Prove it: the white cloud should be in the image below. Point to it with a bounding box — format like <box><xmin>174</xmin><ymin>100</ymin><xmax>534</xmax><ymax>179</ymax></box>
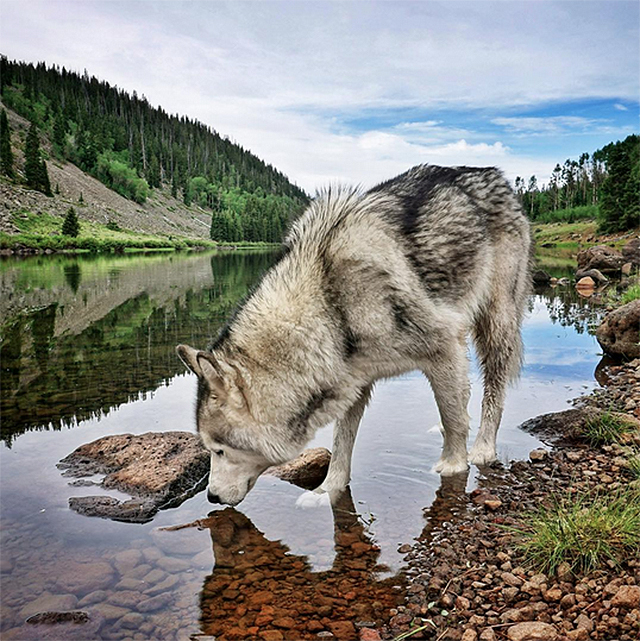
<box><xmin>0</xmin><ymin>0</ymin><xmax>637</xmax><ymax>190</ymax></box>
<box><xmin>614</xmin><ymin>103</ymin><xmax>629</xmax><ymax>111</ymax></box>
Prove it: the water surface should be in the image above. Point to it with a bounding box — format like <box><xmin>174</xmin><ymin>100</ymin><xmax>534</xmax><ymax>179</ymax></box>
<box><xmin>0</xmin><ymin>250</ymin><xmax>605</xmax><ymax>640</ymax></box>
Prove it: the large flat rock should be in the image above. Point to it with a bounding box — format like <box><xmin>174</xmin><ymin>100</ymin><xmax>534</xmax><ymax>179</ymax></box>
<box><xmin>58</xmin><ymin>432</ymin><xmax>209</xmax><ymax>523</ymax></box>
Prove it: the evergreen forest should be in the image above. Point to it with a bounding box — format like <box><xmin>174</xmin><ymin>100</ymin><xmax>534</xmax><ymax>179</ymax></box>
<box><xmin>0</xmin><ymin>56</ymin><xmax>309</xmax><ymax>243</ymax></box>
<box><xmin>514</xmin><ymin>134</ymin><xmax>639</xmax><ymax>231</ymax></box>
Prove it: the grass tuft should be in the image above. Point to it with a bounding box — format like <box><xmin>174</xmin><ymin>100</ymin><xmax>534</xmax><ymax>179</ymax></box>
<box><xmin>515</xmin><ymin>487</ymin><xmax>640</xmax><ymax>576</ymax></box>
<box><xmin>627</xmin><ymin>454</ymin><xmax>640</xmax><ymax>480</ymax></box>
<box><xmin>620</xmin><ymin>282</ymin><xmax>640</xmax><ymax>305</ymax></box>
<box><xmin>582</xmin><ymin>412</ymin><xmax>637</xmax><ymax>447</ymax></box>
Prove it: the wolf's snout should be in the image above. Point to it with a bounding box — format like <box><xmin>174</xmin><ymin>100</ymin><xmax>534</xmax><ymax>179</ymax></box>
<box><xmin>207</xmin><ymin>490</ymin><xmax>222</xmax><ymax>504</ymax></box>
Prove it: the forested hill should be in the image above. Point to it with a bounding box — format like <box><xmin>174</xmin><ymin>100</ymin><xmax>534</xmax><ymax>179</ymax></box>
<box><xmin>0</xmin><ymin>56</ymin><xmax>308</xmax><ymax>243</ymax></box>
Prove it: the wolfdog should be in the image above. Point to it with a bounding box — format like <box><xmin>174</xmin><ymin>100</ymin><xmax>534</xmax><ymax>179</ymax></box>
<box><xmin>177</xmin><ymin>164</ymin><xmax>531</xmax><ymax>506</ymax></box>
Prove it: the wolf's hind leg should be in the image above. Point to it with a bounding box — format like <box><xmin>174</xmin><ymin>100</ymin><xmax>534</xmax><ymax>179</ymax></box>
<box><xmin>469</xmin><ymin>300</ymin><xmax>524</xmax><ymax>466</ymax></box>
<box><xmin>317</xmin><ymin>384</ymin><xmax>372</xmax><ymax>494</ymax></box>
<box><xmin>422</xmin><ymin>338</ymin><xmax>471</xmax><ymax>476</ymax></box>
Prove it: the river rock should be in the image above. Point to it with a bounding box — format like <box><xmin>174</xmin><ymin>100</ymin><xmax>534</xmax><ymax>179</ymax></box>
<box><xmin>20</xmin><ymin>593</ymin><xmax>79</xmax><ymax>619</ymax></box>
<box><xmin>576</xmin><ymin>245</ymin><xmax>625</xmax><ymax>275</ymax></box>
<box><xmin>532</xmin><ymin>270</ymin><xmax>551</xmax><ymax>286</ymax></box>
<box><xmin>55</xmin><ymin>560</ymin><xmax>115</xmax><ymax>595</ymax></box>
<box><xmin>14</xmin><ymin>609</ymin><xmax>104</xmax><ymax>640</ymax></box>
<box><xmin>506</xmin><ymin>622</ymin><xmax>558</xmax><ymax>641</ymax></box>
<box><xmin>574</xmin><ymin>268</ymin><xmax>608</xmax><ymax>284</ymax></box>
<box><xmin>58</xmin><ymin>431</ymin><xmax>209</xmax><ymax>523</ymax></box>
<box><xmin>576</xmin><ymin>276</ymin><xmax>595</xmax><ymax>289</ymax></box>
<box><xmin>622</xmin><ymin>237</ymin><xmax>640</xmax><ymax>266</ymax></box>
<box><xmin>266</xmin><ymin>447</ymin><xmax>331</xmax><ymax>490</ymax></box>
<box><xmin>596</xmin><ymin>300</ymin><xmax>640</xmax><ymax>358</ymax></box>
<box><xmin>610</xmin><ymin>585</ymin><xmax>640</xmax><ymax>608</ymax></box>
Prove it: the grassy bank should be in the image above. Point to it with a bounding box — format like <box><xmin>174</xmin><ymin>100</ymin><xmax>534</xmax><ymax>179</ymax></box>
<box><xmin>0</xmin><ymin>210</ymin><xmax>276</xmax><ymax>253</ymax></box>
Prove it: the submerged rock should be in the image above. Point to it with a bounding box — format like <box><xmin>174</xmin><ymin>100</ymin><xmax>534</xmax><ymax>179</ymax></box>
<box><xmin>596</xmin><ymin>300</ymin><xmax>640</xmax><ymax>358</ymax></box>
<box><xmin>58</xmin><ymin>432</ymin><xmax>209</xmax><ymax>523</ymax></box>
<box><xmin>11</xmin><ymin>609</ymin><xmax>104</xmax><ymax>640</ymax></box>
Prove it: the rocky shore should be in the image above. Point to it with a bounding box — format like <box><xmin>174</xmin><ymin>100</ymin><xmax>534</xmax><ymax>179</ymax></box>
<box><xmin>385</xmin><ymin>365</ymin><xmax>640</xmax><ymax>641</ymax></box>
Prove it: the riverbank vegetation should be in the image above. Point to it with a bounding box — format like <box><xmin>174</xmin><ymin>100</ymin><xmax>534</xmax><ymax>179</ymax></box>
<box><xmin>0</xmin><ymin>209</ymin><xmax>274</xmax><ymax>253</ymax></box>
<box><xmin>516</xmin><ymin>487</ymin><xmax>640</xmax><ymax>575</ymax></box>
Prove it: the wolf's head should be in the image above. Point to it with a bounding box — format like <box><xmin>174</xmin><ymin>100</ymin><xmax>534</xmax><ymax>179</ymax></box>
<box><xmin>176</xmin><ymin>344</ymin><xmax>275</xmax><ymax>506</ymax></box>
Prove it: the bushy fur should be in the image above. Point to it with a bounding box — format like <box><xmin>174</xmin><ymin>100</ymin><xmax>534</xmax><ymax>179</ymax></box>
<box><xmin>177</xmin><ymin>164</ymin><xmax>531</xmax><ymax>505</ymax></box>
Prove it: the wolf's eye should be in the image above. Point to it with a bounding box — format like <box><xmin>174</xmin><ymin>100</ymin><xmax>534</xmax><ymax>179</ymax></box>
<box><xmin>214</xmin><ymin>449</ymin><xmax>224</xmax><ymax>457</ymax></box>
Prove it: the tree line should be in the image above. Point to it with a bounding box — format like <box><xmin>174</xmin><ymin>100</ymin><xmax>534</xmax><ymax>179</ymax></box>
<box><xmin>0</xmin><ymin>56</ymin><xmax>309</xmax><ymax>242</ymax></box>
<box><xmin>514</xmin><ymin>134</ymin><xmax>639</xmax><ymax>231</ymax></box>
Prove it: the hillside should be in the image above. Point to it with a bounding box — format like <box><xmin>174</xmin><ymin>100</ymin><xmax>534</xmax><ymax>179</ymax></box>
<box><xmin>0</xmin><ymin>57</ymin><xmax>308</xmax><ymax>247</ymax></box>
<box><xmin>0</xmin><ymin>103</ymin><xmax>214</xmax><ymax>239</ymax></box>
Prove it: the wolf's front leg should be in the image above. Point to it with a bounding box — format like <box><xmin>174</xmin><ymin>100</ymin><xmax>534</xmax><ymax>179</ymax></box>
<box><xmin>422</xmin><ymin>341</ymin><xmax>471</xmax><ymax>476</ymax></box>
<box><xmin>317</xmin><ymin>385</ymin><xmax>372</xmax><ymax>494</ymax></box>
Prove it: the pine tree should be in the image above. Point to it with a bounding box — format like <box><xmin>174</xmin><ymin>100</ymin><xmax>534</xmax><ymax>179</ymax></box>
<box><xmin>24</xmin><ymin>120</ymin><xmax>52</xmax><ymax>195</ymax></box>
<box><xmin>62</xmin><ymin>206</ymin><xmax>80</xmax><ymax>237</ymax></box>
<box><xmin>0</xmin><ymin>109</ymin><xmax>14</xmax><ymax>177</ymax></box>
<box><xmin>599</xmin><ymin>135</ymin><xmax>640</xmax><ymax>231</ymax></box>
<box><xmin>39</xmin><ymin>158</ymin><xmax>52</xmax><ymax>196</ymax></box>
<box><xmin>24</xmin><ymin>121</ymin><xmax>41</xmax><ymax>189</ymax></box>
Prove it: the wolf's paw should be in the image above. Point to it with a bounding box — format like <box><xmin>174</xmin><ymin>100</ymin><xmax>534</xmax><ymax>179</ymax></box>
<box><xmin>433</xmin><ymin>457</ymin><xmax>469</xmax><ymax>476</ymax></box>
<box><xmin>295</xmin><ymin>489</ymin><xmax>331</xmax><ymax>510</ymax></box>
<box><xmin>468</xmin><ymin>444</ymin><xmax>497</xmax><ymax>466</ymax></box>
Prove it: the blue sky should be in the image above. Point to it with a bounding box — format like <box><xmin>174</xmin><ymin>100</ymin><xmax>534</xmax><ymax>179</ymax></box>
<box><xmin>1</xmin><ymin>0</ymin><xmax>638</xmax><ymax>191</ymax></box>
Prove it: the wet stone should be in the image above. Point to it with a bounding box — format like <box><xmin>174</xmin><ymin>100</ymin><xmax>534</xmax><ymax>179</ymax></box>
<box><xmin>119</xmin><ymin>612</ymin><xmax>146</xmax><ymax>629</ymax></box>
<box><xmin>58</xmin><ymin>431</ymin><xmax>209</xmax><ymax>523</ymax></box>
<box><xmin>145</xmin><ymin>574</ymin><xmax>180</xmax><ymax>595</ymax></box>
<box><xmin>55</xmin><ymin>560</ymin><xmax>115</xmax><ymax>595</ymax></box>
<box><xmin>266</xmin><ymin>447</ymin><xmax>331</xmax><ymax>490</ymax></box>
<box><xmin>108</xmin><ymin>590</ymin><xmax>143</xmax><ymax>608</ymax></box>
<box><xmin>137</xmin><ymin>592</ymin><xmax>173</xmax><ymax>612</ymax></box>
<box><xmin>91</xmin><ymin>602</ymin><xmax>130</xmax><ymax>622</ymax></box>
<box><xmin>113</xmin><ymin>549</ymin><xmax>142</xmax><ymax>574</ymax></box>
<box><xmin>13</xmin><ymin>609</ymin><xmax>104</xmax><ymax>640</ymax></box>
<box><xmin>20</xmin><ymin>593</ymin><xmax>79</xmax><ymax>619</ymax></box>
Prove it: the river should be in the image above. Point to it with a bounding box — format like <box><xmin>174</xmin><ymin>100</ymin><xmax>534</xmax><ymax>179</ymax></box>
<box><xmin>0</xmin><ymin>249</ymin><xmax>605</xmax><ymax>640</ymax></box>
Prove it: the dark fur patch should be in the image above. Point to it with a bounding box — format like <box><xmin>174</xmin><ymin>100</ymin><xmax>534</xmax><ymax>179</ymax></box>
<box><xmin>319</xmin><ymin>252</ymin><xmax>361</xmax><ymax>359</ymax></box>
<box><xmin>288</xmin><ymin>388</ymin><xmax>336</xmax><ymax>439</ymax></box>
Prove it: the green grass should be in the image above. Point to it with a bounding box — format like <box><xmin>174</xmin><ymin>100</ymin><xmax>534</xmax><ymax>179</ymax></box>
<box><xmin>627</xmin><ymin>454</ymin><xmax>640</xmax><ymax>480</ymax></box>
<box><xmin>532</xmin><ymin>205</ymin><xmax>599</xmax><ymax>225</ymax></box>
<box><xmin>533</xmin><ymin>220</ymin><xmax>597</xmax><ymax>245</ymax></box>
<box><xmin>2</xmin><ymin>209</ymin><xmax>277</xmax><ymax>253</ymax></box>
<box><xmin>515</xmin><ymin>487</ymin><xmax>640</xmax><ymax>575</ymax></box>
<box><xmin>582</xmin><ymin>411</ymin><xmax>637</xmax><ymax>447</ymax></box>
<box><xmin>620</xmin><ymin>282</ymin><xmax>640</xmax><ymax>304</ymax></box>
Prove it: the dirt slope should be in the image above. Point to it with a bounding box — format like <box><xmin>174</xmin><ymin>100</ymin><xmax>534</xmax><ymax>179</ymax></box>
<box><xmin>0</xmin><ymin>103</ymin><xmax>213</xmax><ymax>239</ymax></box>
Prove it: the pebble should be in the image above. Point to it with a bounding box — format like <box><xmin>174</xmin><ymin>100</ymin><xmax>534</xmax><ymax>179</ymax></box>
<box><xmin>506</xmin><ymin>621</ymin><xmax>558</xmax><ymax>641</ymax></box>
<box><xmin>611</xmin><ymin>585</ymin><xmax>640</xmax><ymax>609</ymax></box>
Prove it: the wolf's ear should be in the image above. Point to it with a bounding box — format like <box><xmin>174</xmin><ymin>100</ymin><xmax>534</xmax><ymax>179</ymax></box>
<box><xmin>176</xmin><ymin>345</ymin><xmax>226</xmax><ymax>399</ymax></box>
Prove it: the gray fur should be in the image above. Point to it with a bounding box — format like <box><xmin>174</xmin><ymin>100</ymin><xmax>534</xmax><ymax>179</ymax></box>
<box><xmin>177</xmin><ymin>164</ymin><xmax>532</xmax><ymax>506</ymax></box>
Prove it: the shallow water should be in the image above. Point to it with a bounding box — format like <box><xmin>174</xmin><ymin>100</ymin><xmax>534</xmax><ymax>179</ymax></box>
<box><xmin>0</xmin><ymin>251</ymin><xmax>606</xmax><ymax>640</ymax></box>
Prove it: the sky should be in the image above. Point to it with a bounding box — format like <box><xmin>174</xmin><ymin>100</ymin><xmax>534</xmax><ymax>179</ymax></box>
<box><xmin>1</xmin><ymin>0</ymin><xmax>638</xmax><ymax>192</ymax></box>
